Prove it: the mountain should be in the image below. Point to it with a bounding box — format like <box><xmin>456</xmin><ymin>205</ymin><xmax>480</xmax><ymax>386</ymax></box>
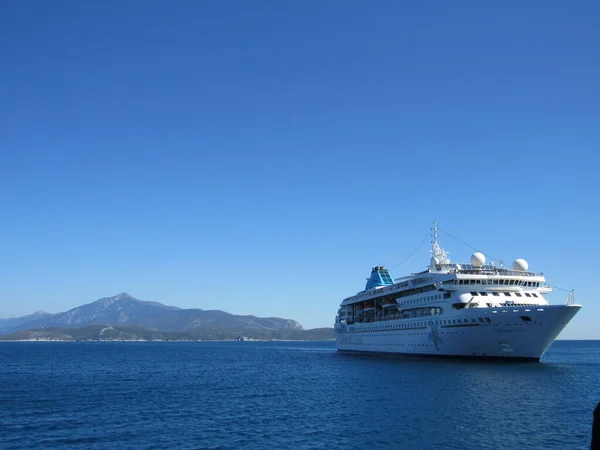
<box><xmin>1</xmin><ymin>293</ymin><xmax>306</xmax><ymax>337</ymax></box>
<box><xmin>0</xmin><ymin>310</ymin><xmax>53</xmax><ymax>334</ymax></box>
<box><xmin>15</xmin><ymin>293</ymin><xmax>181</xmax><ymax>330</ymax></box>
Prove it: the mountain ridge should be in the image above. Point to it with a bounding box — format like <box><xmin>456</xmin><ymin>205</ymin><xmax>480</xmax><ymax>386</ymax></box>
<box><xmin>0</xmin><ymin>293</ymin><xmax>305</xmax><ymax>336</ymax></box>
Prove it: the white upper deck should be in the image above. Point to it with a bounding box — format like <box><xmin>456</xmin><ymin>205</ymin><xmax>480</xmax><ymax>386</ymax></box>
<box><xmin>341</xmin><ymin>222</ymin><xmax>549</xmax><ymax>306</ymax></box>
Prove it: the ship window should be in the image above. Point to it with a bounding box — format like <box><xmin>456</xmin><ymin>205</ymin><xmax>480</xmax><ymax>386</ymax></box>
<box><xmin>492</xmin><ymin>292</ymin><xmax>499</xmax><ymax>296</ymax></box>
<box><xmin>520</xmin><ymin>316</ymin><xmax>532</xmax><ymax>322</ymax></box>
<box><xmin>476</xmin><ymin>280</ymin><xmax>481</xmax><ymax>284</ymax></box>
<box><xmin>380</xmin><ymin>271</ymin><xmax>394</xmax><ymax>284</ymax></box>
<box><xmin>469</xmin><ymin>280</ymin><xmax>475</xmax><ymax>285</ymax></box>
<box><xmin>470</xmin><ymin>292</ymin><xmax>479</xmax><ymax>296</ymax></box>
<box><xmin>532</xmin><ymin>294</ymin><xmax>538</xmax><ymax>298</ymax></box>
<box><xmin>485</xmin><ymin>318</ymin><xmax>491</xmax><ymax>323</ymax></box>
<box><xmin>480</xmin><ymin>292</ymin><xmax>488</xmax><ymax>296</ymax></box>
<box><xmin>479</xmin><ymin>318</ymin><xmax>485</xmax><ymax>323</ymax></box>
<box><xmin>515</xmin><ymin>293</ymin><xmax>522</xmax><ymax>297</ymax></box>
<box><xmin>504</xmin><ymin>292</ymin><xmax>511</xmax><ymax>296</ymax></box>
<box><xmin>525</xmin><ymin>293</ymin><xmax>531</xmax><ymax>297</ymax></box>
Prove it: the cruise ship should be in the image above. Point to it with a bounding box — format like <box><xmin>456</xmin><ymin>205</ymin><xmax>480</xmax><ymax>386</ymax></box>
<box><xmin>334</xmin><ymin>224</ymin><xmax>581</xmax><ymax>361</ymax></box>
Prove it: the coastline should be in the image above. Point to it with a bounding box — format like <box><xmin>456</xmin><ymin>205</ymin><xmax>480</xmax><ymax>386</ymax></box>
<box><xmin>0</xmin><ymin>338</ymin><xmax>337</xmax><ymax>343</ymax></box>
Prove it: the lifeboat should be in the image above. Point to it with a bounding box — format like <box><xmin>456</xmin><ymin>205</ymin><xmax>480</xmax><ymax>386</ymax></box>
<box><xmin>363</xmin><ymin>301</ymin><xmax>375</xmax><ymax>312</ymax></box>
<box><xmin>382</xmin><ymin>299</ymin><xmax>398</xmax><ymax>309</ymax></box>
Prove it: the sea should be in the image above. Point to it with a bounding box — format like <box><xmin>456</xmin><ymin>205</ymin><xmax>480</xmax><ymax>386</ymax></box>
<box><xmin>1</xmin><ymin>340</ymin><xmax>598</xmax><ymax>450</ymax></box>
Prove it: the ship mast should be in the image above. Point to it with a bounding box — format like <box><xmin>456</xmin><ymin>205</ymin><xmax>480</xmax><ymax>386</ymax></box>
<box><xmin>430</xmin><ymin>221</ymin><xmax>450</xmax><ymax>271</ymax></box>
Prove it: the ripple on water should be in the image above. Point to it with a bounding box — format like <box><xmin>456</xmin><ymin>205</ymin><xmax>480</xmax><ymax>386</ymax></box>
<box><xmin>0</xmin><ymin>340</ymin><xmax>597</xmax><ymax>449</ymax></box>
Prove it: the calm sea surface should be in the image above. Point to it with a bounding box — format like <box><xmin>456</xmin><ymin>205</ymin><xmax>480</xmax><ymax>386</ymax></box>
<box><xmin>1</xmin><ymin>340</ymin><xmax>598</xmax><ymax>449</ymax></box>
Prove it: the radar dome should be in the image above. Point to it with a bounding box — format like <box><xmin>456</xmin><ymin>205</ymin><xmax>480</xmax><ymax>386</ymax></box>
<box><xmin>513</xmin><ymin>258</ymin><xmax>529</xmax><ymax>271</ymax></box>
<box><xmin>470</xmin><ymin>252</ymin><xmax>486</xmax><ymax>267</ymax></box>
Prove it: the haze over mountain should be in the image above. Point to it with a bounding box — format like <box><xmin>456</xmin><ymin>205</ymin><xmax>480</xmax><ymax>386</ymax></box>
<box><xmin>0</xmin><ymin>310</ymin><xmax>52</xmax><ymax>334</ymax></box>
<box><xmin>0</xmin><ymin>293</ymin><xmax>306</xmax><ymax>337</ymax></box>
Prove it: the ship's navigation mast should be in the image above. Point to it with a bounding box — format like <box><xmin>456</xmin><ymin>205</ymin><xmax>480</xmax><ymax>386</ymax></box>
<box><xmin>430</xmin><ymin>221</ymin><xmax>450</xmax><ymax>270</ymax></box>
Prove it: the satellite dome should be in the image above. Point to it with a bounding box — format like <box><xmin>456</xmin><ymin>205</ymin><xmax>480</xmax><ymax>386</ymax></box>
<box><xmin>470</xmin><ymin>252</ymin><xmax>486</xmax><ymax>267</ymax></box>
<box><xmin>513</xmin><ymin>258</ymin><xmax>529</xmax><ymax>271</ymax></box>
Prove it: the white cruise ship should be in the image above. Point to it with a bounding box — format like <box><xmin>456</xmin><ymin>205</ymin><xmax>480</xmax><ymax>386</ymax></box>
<box><xmin>334</xmin><ymin>223</ymin><xmax>581</xmax><ymax>361</ymax></box>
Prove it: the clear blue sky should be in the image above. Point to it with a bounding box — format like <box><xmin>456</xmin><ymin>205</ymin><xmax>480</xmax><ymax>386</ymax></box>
<box><xmin>1</xmin><ymin>1</ymin><xmax>598</xmax><ymax>338</ymax></box>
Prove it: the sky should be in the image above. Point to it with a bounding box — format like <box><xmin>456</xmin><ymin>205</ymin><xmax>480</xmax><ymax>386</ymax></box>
<box><xmin>0</xmin><ymin>1</ymin><xmax>599</xmax><ymax>338</ymax></box>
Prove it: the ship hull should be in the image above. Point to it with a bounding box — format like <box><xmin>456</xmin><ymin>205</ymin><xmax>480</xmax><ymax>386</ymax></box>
<box><xmin>335</xmin><ymin>304</ymin><xmax>580</xmax><ymax>361</ymax></box>
<box><xmin>337</xmin><ymin>349</ymin><xmax>540</xmax><ymax>362</ymax></box>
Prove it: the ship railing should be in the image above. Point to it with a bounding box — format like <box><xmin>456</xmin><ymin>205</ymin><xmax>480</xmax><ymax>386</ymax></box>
<box><xmin>435</xmin><ymin>264</ymin><xmax>541</xmax><ymax>277</ymax></box>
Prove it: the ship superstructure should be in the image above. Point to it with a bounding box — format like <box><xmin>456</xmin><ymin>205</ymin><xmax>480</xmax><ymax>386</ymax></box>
<box><xmin>334</xmin><ymin>223</ymin><xmax>581</xmax><ymax>361</ymax></box>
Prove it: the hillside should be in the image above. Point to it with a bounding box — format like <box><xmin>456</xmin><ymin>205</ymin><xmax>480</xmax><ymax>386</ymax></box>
<box><xmin>0</xmin><ymin>293</ymin><xmax>333</xmax><ymax>340</ymax></box>
<box><xmin>0</xmin><ymin>325</ymin><xmax>335</xmax><ymax>341</ymax></box>
<box><xmin>2</xmin><ymin>293</ymin><xmax>302</xmax><ymax>334</ymax></box>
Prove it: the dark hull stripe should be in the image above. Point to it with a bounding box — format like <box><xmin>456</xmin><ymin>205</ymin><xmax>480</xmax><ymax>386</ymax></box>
<box><xmin>336</xmin><ymin>349</ymin><xmax>540</xmax><ymax>362</ymax></box>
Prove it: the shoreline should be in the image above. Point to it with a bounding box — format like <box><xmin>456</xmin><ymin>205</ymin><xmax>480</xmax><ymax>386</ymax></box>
<box><xmin>0</xmin><ymin>338</ymin><xmax>336</xmax><ymax>343</ymax></box>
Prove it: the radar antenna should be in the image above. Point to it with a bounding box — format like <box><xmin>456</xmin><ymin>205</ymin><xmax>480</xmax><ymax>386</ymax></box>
<box><xmin>430</xmin><ymin>221</ymin><xmax>450</xmax><ymax>270</ymax></box>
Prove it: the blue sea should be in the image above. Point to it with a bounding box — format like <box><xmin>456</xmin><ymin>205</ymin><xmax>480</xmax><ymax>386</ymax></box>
<box><xmin>1</xmin><ymin>340</ymin><xmax>598</xmax><ymax>449</ymax></box>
